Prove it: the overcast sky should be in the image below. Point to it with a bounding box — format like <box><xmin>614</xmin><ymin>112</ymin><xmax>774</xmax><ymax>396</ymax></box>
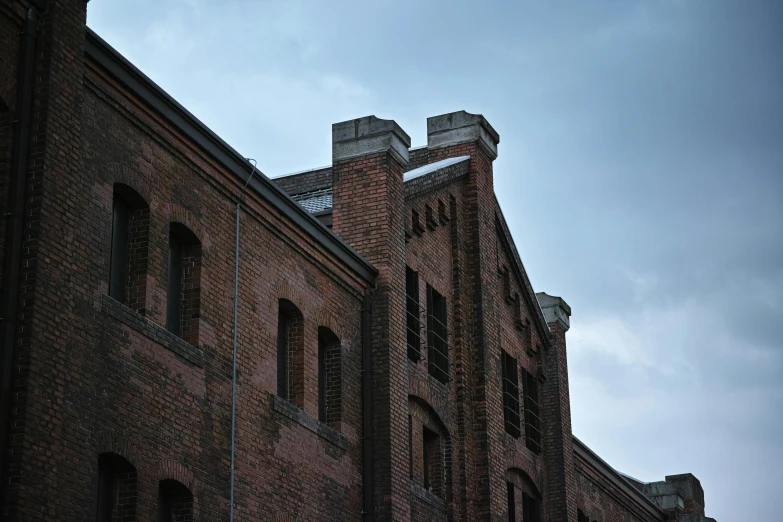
<box><xmin>88</xmin><ymin>1</ymin><xmax>781</xmax><ymax>519</ymax></box>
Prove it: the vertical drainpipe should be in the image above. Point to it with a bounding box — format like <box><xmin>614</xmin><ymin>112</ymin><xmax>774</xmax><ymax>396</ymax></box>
<box><xmin>362</xmin><ymin>287</ymin><xmax>374</xmax><ymax>521</ymax></box>
<box><xmin>0</xmin><ymin>6</ymin><xmax>38</xmax><ymax>488</ymax></box>
<box><xmin>229</xmin><ymin>201</ymin><xmax>240</xmax><ymax>522</ymax></box>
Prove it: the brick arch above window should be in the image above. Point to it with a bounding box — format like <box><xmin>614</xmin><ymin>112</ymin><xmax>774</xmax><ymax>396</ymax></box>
<box><xmin>505</xmin><ymin>467</ymin><xmax>542</xmax><ymax>500</ymax></box>
<box><xmin>157</xmin><ymin>459</ymin><xmax>198</xmax><ymax>498</ymax></box>
<box><xmin>504</xmin><ymin>455</ymin><xmax>544</xmax><ymax>498</ymax></box>
<box><xmin>164</xmin><ymin>202</ymin><xmax>211</xmax><ymax>250</ymax></box>
<box><xmin>104</xmin><ymin>164</ymin><xmax>154</xmax><ymax>206</ymax></box>
<box><xmin>313</xmin><ymin>308</ymin><xmax>342</xmax><ymax>340</ymax></box>
<box><xmin>408</xmin><ymin>379</ymin><xmax>451</xmax><ymax>430</ymax></box>
<box><xmin>408</xmin><ymin>394</ymin><xmax>450</xmax><ymax>438</ymax></box>
<box><xmin>275</xmin><ymin>281</ymin><xmax>305</xmax><ymax>314</ymax></box>
<box><xmin>94</xmin><ymin>430</ymin><xmax>141</xmax><ymax>470</ymax></box>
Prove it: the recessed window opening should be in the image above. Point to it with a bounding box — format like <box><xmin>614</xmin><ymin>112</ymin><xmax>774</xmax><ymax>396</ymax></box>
<box><xmin>97</xmin><ymin>453</ymin><xmax>137</xmax><ymax>522</ymax></box>
<box><xmin>277</xmin><ymin>299</ymin><xmax>304</xmax><ymax>406</ymax></box>
<box><xmin>109</xmin><ymin>184</ymin><xmax>149</xmax><ymax>310</ymax></box>
<box><xmin>502</xmin><ymin>350</ymin><xmax>521</xmax><ymax>438</ymax></box>
<box><xmin>406</xmin><ymin>267</ymin><xmax>421</xmax><ymax>362</ymax></box>
<box><xmin>318</xmin><ymin>326</ymin><xmax>341</xmax><ymax>427</ymax></box>
<box><xmin>523</xmin><ymin>369</ymin><xmax>541</xmax><ymax>454</ymax></box>
<box><xmin>166</xmin><ymin>222</ymin><xmax>201</xmax><ymax>343</ymax></box>
<box><xmin>427</xmin><ymin>285</ymin><xmax>450</xmax><ymax>384</ymax></box>
<box><xmin>158</xmin><ymin>479</ymin><xmax>193</xmax><ymax>522</ymax></box>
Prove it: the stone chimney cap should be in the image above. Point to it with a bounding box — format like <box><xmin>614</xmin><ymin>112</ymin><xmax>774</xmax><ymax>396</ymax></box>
<box><xmin>332</xmin><ymin>116</ymin><xmax>411</xmax><ymax>166</ymax></box>
<box><xmin>427</xmin><ymin>110</ymin><xmax>500</xmax><ymax>160</ymax></box>
<box><xmin>536</xmin><ymin>292</ymin><xmax>571</xmax><ymax>332</ymax></box>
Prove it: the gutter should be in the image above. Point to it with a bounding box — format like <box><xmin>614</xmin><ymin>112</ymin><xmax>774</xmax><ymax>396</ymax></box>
<box><xmin>361</xmin><ymin>288</ymin><xmax>374</xmax><ymax>521</ymax></box>
<box><xmin>0</xmin><ymin>5</ymin><xmax>37</xmax><ymax>488</ymax></box>
<box><xmin>573</xmin><ymin>436</ymin><xmax>665</xmax><ymax>520</ymax></box>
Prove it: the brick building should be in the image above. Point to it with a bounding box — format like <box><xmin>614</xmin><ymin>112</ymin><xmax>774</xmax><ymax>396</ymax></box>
<box><xmin>0</xmin><ymin>1</ymin><xmax>718</xmax><ymax>521</ymax></box>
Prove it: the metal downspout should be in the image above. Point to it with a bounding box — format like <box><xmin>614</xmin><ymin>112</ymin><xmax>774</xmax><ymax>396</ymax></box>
<box><xmin>0</xmin><ymin>6</ymin><xmax>38</xmax><ymax>489</ymax></box>
<box><xmin>362</xmin><ymin>288</ymin><xmax>374</xmax><ymax>521</ymax></box>
<box><xmin>229</xmin><ymin>159</ymin><xmax>257</xmax><ymax>521</ymax></box>
<box><xmin>229</xmin><ymin>201</ymin><xmax>240</xmax><ymax>521</ymax></box>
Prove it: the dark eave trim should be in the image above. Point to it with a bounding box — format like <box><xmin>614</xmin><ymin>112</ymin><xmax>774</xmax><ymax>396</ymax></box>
<box><xmin>573</xmin><ymin>436</ymin><xmax>665</xmax><ymax>520</ymax></box>
<box><xmin>493</xmin><ymin>199</ymin><xmax>552</xmax><ymax>344</ymax></box>
<box><xmin>84</xmin><ymin>28</ymin><xmax>376</xmax><ymax>284</ymax></box>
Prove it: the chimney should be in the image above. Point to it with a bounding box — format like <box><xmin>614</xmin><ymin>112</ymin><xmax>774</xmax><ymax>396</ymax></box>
<box><xmin>331</xmin><ymin>116</ymin><xmax>411</xmax><ymax>521</ymax></box>
<box><xmin>536</xmin><ymin>292</ymin><xmax>577</xmax><ymax>522</ymax></box>
<box><xmin>427</xmin><ymin>110</ymin><xmax>500</xmax><ymax>162</ymax></box>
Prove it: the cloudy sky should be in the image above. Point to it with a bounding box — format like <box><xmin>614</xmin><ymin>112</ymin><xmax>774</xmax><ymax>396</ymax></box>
<box><xmin>88</xmin><ymin>1</ymin><xmax>781</xmax><ymax>519</ymax></box>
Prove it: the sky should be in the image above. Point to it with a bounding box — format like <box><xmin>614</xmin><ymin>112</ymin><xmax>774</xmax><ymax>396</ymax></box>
<box><xmin>88</xmin><ymin>1</ymin><xmax>782</xmax><ymax>519</ymax></box>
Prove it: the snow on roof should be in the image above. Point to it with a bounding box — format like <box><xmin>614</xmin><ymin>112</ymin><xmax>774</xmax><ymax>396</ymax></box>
<box><xmin>403</xmin><ymin>156</ymin><xmax>470</xmax><ymax>182</ymax></box>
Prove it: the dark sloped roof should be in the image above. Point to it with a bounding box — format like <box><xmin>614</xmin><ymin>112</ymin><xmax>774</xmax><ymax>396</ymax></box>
<box><xmin>291</xmin><ymin>188</ymin><xmax>332</xmax><ymax>214</ymax></box>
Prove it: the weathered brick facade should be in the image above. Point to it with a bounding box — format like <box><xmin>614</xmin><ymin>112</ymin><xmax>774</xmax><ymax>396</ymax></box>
<box><xmin>0</xmin><ymin>2</ymin><xmax>718</xmax><ymax>521</ymax></box>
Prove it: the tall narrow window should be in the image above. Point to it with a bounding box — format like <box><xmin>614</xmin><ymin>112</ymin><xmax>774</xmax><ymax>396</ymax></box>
<box><xmin>97</xmin><ymin>453</ymin><xmax>137</xmax><ymax>522</ymax></box>
<box><xmin>277</xmin><ymin>299</ymin><xmax>304</xmax><ymax>407</ymax></box>
<box><xmin>318</xmin><ymin>327</ymin><xmax>341</xmax><ymax>427</ymax></box>
<box><xmin>109</xmin><ymin>185</ymin><xmax>149</xmax><ymax>310</ymax></box>
<box><xmin>422</xmin><ymin>426</ymin><xmax>443</xmax><ymax>496</ymax></box>
<box><xmin>406</xmin><ymin>267</ymin><xmax>421</xmax><ymax>362</ymax></box>
<box><xmin>109</xmin><ymin>194</ymin><xmax>129</xmax><ymax>303</ymax></box>
<box><xmin>523</xmin><ymin>369</ymin><xmax>541</xmax><ymax>454</ymax></box>
<box><xmin>502</xmin><ymin>350</ymin><xmax>521</xmax><ymax>437</ymax></box>
<box><xmin>166</xmin><ymin>223</ymin><xmax>201</xmax><ymax>344</ymax></box>
<box><xmin>427</xmin><ymin>285</ymin><xmax>449</xmax><ymax>384</ymax></box>
<box><xmin>408</xmin><ymin>415</ymin><xmax>414</xmax><ymax>479</ymax></box>
<box><xmin>507</xmin><ymin>482</ymin><xmax>516</xmax><ymax>522</ymax></box>
<box><xmin>158</xmin><ymin>479</ymin><xmax>193</xmax><ymax>522</ymax></box>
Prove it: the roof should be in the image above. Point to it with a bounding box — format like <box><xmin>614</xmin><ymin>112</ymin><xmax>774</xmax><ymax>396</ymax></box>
<box><xmin>573</xmin><ymin>436</ymin><xmax>665</xmax><ymax>520</ymax></box>
<box><xmin>404</xmin><ymin>156</ymin><xmax>470</xmax><ymax>182</ymax></box>
<box><xmin>291</xmin><ymin>188</ymin><xmax>332</xmax><ymax>214</ymax></box>
<box><xmin>83</xmin><ymin>29</ymin><xmax>377</xmax><ymax>284</ymax></box>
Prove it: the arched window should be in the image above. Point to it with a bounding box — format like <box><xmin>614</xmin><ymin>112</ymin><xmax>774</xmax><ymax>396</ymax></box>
<box><xmin>318</xmin><ymin>326</ymin><xmax>341</xmax><ymax>428</ymax></box>
<box><xmin>109</xmin><ymin>184</ymin><xmax>149</xmax><ymax>311</ymax></box>
<box><xmin>505</xmin><ymin>468</ymin><xmax>541</xmax><ymax>522</ymax></box>
<box><xmin>96</xmin><ymin>453</ymin><xmax>137</xmax><ymax>522</ymax></box>
<box><xmin>166</xmin><ymin>223</ymin><xmax>201</xmax><ymax>344</ymax></box>
<box><xmin>277</xmin><ymin>299</ymin><xmax>304</xmax><ymax>407</ymax></box>
<box><xmin>409</xmin><ymin>396</ymin><xmax>450</xmax><ymax>501</ymax></box>
<box><xmin>158</xmin><ymin>479</ymin><xmax>193</xmax><ymax>522</ymax></box>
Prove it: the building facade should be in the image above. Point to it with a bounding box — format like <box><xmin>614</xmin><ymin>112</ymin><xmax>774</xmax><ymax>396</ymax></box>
<box><xmin>0</xmin><ymin>1</ymin><xmax>717</xmax><ymax>521</ymax></box>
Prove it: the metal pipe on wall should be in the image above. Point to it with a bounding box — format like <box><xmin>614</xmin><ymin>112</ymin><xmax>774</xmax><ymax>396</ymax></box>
<box><xmin>0</xmin><ymin>5</ymin><xmax>38</xmax><ymax>490</ymax></box>
<box><xmin>362</xmin><ymin>288</ymin><xmax>374</xmax><ymax>521</ymax></box>
<box><xmin>229</xmin><ymin>159</ymin><xmax>257</xmax><ymax>522</ymax></box>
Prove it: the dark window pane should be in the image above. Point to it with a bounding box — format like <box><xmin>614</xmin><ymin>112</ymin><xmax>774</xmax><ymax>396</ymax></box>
<box><xmin>166</xmin><ymin>232</ymin><xmax>183</xmax><ymax>335</ymax></box>
<box><xmin>109</xmin><ymin>195</ymin><xmax>129</xmax><ymax>303</ymax></box>
<box><xmin>502</xmin><ymin>351</ymin><xmax>521</xmax><ymax>437</ymax></box>
<box><xmin>406</xmin><ymin>267</ymin><xmax>421</xmax><ymax>361</ymax></box>
<box><xmin>427</xmin><ymin>285</ymin><xmax>449</xmax><ymax>383</ymax></box>
<box><xmin>507</xmin><ymin>482</ymin><xmax>516</xmax><ymax>522</ymax></box>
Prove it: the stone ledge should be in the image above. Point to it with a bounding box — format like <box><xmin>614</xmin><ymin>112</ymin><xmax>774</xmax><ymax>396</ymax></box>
<box><xmin>270</xmin><ymin>393</ymin><xmax>348</xmax><ymax>451</ymax></box>
<box><xmin>409</xmin><ymin>482</ymin><xmax>447</xmax><ymax>511</ymax></box>
<box><xmin>100</xmin><ymin>294</ymin><xmax>205</xmax><ymax>367</ymax></box>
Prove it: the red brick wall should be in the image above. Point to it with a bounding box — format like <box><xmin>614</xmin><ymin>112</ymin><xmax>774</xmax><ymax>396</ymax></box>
<box><xmin>575</xmin><ymin>456</ymin><xmax>662</xmax><ymax>522</ymax></box>
<box><xmin>428</xmin><ymin>139</ymin><xmax>510</xmax><ymax>521</ymax></box>
<box><xmin>1</xmin><ymin>2</ymin><xmax>371</xmax><ymax>520</ymax></box>
<box><xmin>405</xmin><ymin>177</ymin><xmax>463</xmax><ymax>520</ymax></box>
<box><xmin>332</xmin><ymin>147</ymin><xmax>409</xmax><ymax>522</ymax></box>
